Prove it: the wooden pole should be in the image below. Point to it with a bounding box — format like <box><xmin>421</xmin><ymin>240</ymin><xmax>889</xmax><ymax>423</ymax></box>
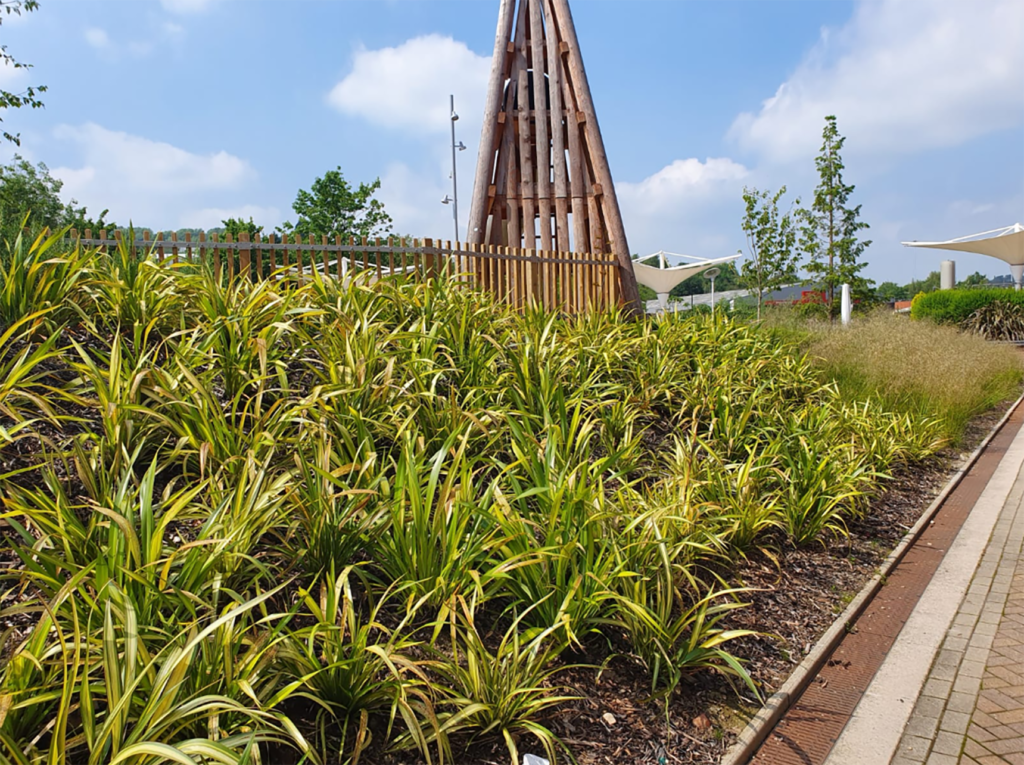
<box><xmin>467</xmin><ymin>0</ymin><xmax>517</xmax><ymax>246</ymax></box>
<box><xmin>549</xmin><ymin>0</ymin><xmax>641</xmax><ymax>315</ymax></box>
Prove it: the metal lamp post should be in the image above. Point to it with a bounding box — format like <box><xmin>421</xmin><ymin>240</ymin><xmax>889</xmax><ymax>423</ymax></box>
<box><xmin>705</xmin><ymin>267</ymin><xmax>721</xmax><ymax>313</ymax></box>
<box><xmin>441</xmin><ymin>95</ymin><xmax>467</xmax><ymax>242</ymax></box>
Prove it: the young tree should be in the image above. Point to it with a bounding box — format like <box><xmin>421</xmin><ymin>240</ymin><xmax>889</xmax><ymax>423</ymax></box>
<box><xmin>280</xmin><ymin>169</ymin><xmax>392</xmax><ymax>241</ymax></box>
<box><xmin>740</xmin><ymin>185</ymin><xmax>800</xmax><ymax>319</ymax></box>
<box><xmin>1</xmin><ymin>1</ymin><xmax>46</xmax><ymax>146</ymax></box>
<box><xmin>799</xmin><ymin>115</ymin><xmax>872</xmax><ymax>316</ymax></box>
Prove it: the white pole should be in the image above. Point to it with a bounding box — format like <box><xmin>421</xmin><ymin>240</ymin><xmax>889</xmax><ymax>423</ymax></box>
<box><xmin>710</xmin><ymin>279</ymin><xmax>715</xmax><ymax>313</ymax></box>
<box><xmin>841</xmin><ymin>283</ymin><xmax>852</xmax><ymax>326</ymax></box>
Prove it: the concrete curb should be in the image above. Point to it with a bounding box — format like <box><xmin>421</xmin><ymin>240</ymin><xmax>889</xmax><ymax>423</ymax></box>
<box><xmin>720</xmin><ymin>392</ymin><xmax>1024</xmax><ymax>765</ymax></box>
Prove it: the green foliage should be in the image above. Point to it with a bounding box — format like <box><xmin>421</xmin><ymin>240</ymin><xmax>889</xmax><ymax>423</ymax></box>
<box><xmin>0</xmin><ymin>1</ymin><xmax>46</xmax><ymax>146</ymax></box>
<box><xmin>799</xmin><ymin>115</ymin><xmax>873</xmax><ymax>312</ymax></box>
<box><xmin>0</xmin><ymin>157</ymin><xmax>113</xmax><ymax>245</ymax></box>
<box><xmin>0</xmin><ymin>226</ymin><xmax>88</xmax><ymax>327</ymax></box>
<box><xmin>280</xmin><ymin>168</ymin><xmax>392</xmax><ymax>241</ymax></box>
<box><xmin>876</xmin><ymin>281</ymin><xmax>908</xmax><ymax>302</ymax></box>
<box><xmin>910</xmin><ymin>288</ymin><xmax>1024</xmax><ymax>325</ymax></box>
<box><xmin>961</xmin><ymin>301</ymin><xmax>1024</xmax><ymax>341</ymax></box>
<box><xmin>740</xmin><ymin>185</ymin><xmax>800</xmax><ymax>319</ymax></box>
<box><xmin>0</xmin><ymin>262</ymin><xmax>1008</xmax><ymax>763</ymax></box>
<box><xmin>802</xmin><ymin>310</ymin><xmax>1023</xmax><ymax>443</ymax></box>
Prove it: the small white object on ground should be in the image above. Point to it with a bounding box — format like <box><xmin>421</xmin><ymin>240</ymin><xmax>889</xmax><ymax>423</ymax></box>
<box><xmin>523</xmin><ymin>755</ymin><xmax>549</xmax><ymax>765</ymax></box>
<box><xmin>602</xmin><ymin>712</ymin><xmax>617</xmax><ymax>725</ymax></box>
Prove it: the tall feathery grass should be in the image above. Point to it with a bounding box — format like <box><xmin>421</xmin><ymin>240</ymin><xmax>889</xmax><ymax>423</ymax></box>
<box><xmin>803</xmin><ymin>311</ymin><xmax>1023</xmax><ymax>442</ymax></box>
<box><xmin>0</xmin><ymin>232</ymin><xmax>1016</xmax><ymax>764</ymax></box>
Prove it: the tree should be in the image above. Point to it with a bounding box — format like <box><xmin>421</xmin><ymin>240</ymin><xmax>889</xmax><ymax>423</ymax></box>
<box><xmin>1</xmin><ymin>1</ymin><xmax>46</xmax><ymax>146</ymax></box>
<box><xmin>876</xmin><ymin>281</ymin><xmax>908</xmax><ymax>302</ymax></box>
<box><xmin>280</xmin><ymin>169</ymin><xmax>392</xmax><ymax>241</ymax></box>
<box><xmin>906</xmin><ymin>271</ymin><xmax>940</xmax><ymax>296</ymax></box>
<box><xmin>0</xmin><ymin>155</ymin><xmax>113</xmax><ymax>243</ymax></box>
<box><xmin>799</xmin><ymin>115</ymin><xmax>872</xmax><ymax>317</ymax></box>
<box><xmin>958</xmin><ymin>271</ymin><xmax>988</xmax><ymax>288</ymax></box>
<box><xmin>221</xmin><ymin>216</ymin><xmax>264</xmax><ymax>239</ymax></box>
<box><xmin>739</xmin><ymin>185</ymin><xmax>801</xmax><ymax>319</ymax></box>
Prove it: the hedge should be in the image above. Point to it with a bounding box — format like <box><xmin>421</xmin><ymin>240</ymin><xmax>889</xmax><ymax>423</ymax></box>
<box><xmin>911</xmin><ymin>288</ymin><xmax>1024</xmax><ymax>324</ymax></box>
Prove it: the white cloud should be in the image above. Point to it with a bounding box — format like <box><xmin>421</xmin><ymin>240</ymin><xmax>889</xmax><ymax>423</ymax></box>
<box><xmin>326</xmin><ymin>35</ymin><xmax>490</xmax><ymax>135</ymax></box>
<box><xmin>51</xmin><ymin>123</ymin><xmax>257</xmax><ymax>226</ymax></box>
<box><xmin>618</xmin><ymin>157</ymin><xmax>750</xmax><ymax>257</ymax></box>
<box><xmin>160</xmin><ymin>0</ymin><xmax>218</xmax><ymax>13</ymax></box>
<box><xmin>377</xmin><ymin>163</ymin><xmax>457</xmax><ymax>239</ymax></box>
<box><xmin>729</xmin><ymin>0</ymin><xmax>1024</xmax><ymax>163</ymax></box>
<box><xmin>84</xmin><ymin>27</ymin><xmax>110</xmax><ymax>50</ymax></box>
<box><xmin>179</xmin><ymin>205</ymin><xmax>281</xmax><ymax>230</ymax></box>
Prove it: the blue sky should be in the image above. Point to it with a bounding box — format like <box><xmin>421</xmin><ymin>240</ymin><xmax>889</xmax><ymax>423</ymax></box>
<box><xmin>2</xmin><ymin>0</ymin><xmax>1022</xmax><ymax>285</ymax></box>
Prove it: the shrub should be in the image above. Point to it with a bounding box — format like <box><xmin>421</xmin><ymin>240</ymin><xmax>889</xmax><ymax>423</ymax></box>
<box><xmin>910</xmin><ymin>288</ymin><xmax>1024</xmax><ymax>325</ymax></box>
<box><xmin>961</xmin><ymin>301</ymin><xmax>1024</xmax><ymax>341</ymax></box>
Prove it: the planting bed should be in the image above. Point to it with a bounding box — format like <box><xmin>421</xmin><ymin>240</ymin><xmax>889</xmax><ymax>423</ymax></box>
<box><xmin>1</xmin><ymin>235</ymin><xmax>1022</xmax><ymax>765</ymax></box>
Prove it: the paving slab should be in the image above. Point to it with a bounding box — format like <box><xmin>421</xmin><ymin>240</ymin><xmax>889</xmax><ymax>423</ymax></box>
<box><xmin>827</xmin><ymin>427</ymin><xmax>1024</xmax><ymax>764</ymax></box>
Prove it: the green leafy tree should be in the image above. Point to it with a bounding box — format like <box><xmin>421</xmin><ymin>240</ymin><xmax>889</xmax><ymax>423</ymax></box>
<box><xmin>280</xmin><ymin>168</ymin><xmax>392</xmax><ymax>241</ymax></box>
<box><xmin>1</xmin><ymin>1</ymin><xmax>46</xmax><ymax>146</ymax></box>
<box><xmin>876</xmin><ymin>281</ymin><xmax>908</xmax><ymax>302</ymax></box>
<box><xmin>0</xmin><ymin>156</ymin><xmax>114</xmax><ymax>244</ymax></box>
<box><xmin>799</xmin><ymin>115</ymin><xmax>873</xmax><ymax>316</ymax></box>
<box><xmin>907</xmin><ymin>271</ymin><xmax>941</xmax><ymax>296</ymax></box>
<box><xmin>740</xmin><ymin>185</ymin><xmax>801</xmax><ymax>319</ymax></box>
<box><xmin>220</xmin><ymin>216</ymin><xmax>264</xmax><ymax>240</ymax></box>
<box><xmin>958</xmin><ymin>271</ymin><xmax>988</xmax><ymax>288</ymax></box>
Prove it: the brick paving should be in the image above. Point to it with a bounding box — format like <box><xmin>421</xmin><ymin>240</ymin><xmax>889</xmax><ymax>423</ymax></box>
<box><xmin>748</xmin><ymin>406</ymin><xmax>1024</xmax><ymax>765</ymax></box>
<box><xmin>894</xmin><ymin>464</ymin><xmax>1024</xmax><ymax>765</ymax></box>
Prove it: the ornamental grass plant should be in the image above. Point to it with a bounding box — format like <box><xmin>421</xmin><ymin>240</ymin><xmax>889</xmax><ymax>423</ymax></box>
<box><xmin>0</xmin><ymin>234</ymin><xmax>1014</xmax><ymax>763</ymax></box>
<box><xmin>804</xmin><ymin>311</ymin><xmax>1023</xmax><ymax>443</ymax></box>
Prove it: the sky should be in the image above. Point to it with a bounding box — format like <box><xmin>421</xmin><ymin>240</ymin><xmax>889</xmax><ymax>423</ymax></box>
<box><xmin>1</xmin><ymin>0</ymin><xmax>1022</xmax><ymax>286</ymax></box>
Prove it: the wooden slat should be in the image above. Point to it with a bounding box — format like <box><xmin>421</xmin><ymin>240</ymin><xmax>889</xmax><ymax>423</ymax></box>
<box><xmin>157</xmin><ymin>231</ymin><xmax>166</xmax><ymax>263</ymax></box>
<box><xmin>225</xmin><ymin>232</ymin><xmax>236</xmax><ymax>281</ymax></box>
<box><xmin>184</xmin><ymin>232</ymin><xmax>192</xmax><ymax>265</ymax></box>
<box><xmin>529</xmin><ymin>0</ymin><xmax>553</xmax><ymax>258</ymax></box>
<box><xmin>210</xmin><ymin>233</ymin><xmax>221</xmax><ymax>281</ymax></box>
<box><xmin>549</xmin><ymin>0</ymin><xmax>640</xmax><ymax>313</ymax></box>
<box><xmin>239</xmin><ymin>232</ymin><xmax>251</xmax><ymax>279</ymax></box>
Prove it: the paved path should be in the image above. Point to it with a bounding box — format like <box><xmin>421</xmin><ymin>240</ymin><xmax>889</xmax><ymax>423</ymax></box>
<box><xmin>819</xmin><ymin>420</ymin><xmax>1024</xmax><ymax>765</ymax></box>
<box><xmin>893</xmin><ymin>474</ymin><xmax>1024</xmax><ymax>765</ymax></box>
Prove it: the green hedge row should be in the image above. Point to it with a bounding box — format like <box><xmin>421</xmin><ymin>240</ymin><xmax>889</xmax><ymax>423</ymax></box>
<box><xmin>911</xmin><ymin>288</ymin><xmax>1024</xmax><ymax>324</ymax></box>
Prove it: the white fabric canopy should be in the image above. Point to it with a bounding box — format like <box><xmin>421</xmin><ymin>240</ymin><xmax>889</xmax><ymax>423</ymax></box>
<box><xmin>902</xmin><ymin>224</ymin><xmax>1024</xmax><ymax>285</ymax></box>
<box><xmin>632</xmin><ymin>252</ymin><xmax>741</xmax><ymax>296</ymax></box>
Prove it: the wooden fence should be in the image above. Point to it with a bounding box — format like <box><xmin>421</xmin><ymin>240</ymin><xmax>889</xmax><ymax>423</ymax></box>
<box><xmin>68</xmin><ymin>229</ymin><xmax>622</xmax><ymax>313</ymax></box>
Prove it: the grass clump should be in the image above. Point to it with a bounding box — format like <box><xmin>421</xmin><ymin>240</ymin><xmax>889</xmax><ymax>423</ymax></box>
<box><xmin>804</xmin><ymin>311</ymin><xmax>1023</xmax><ymax>442</ymax></box>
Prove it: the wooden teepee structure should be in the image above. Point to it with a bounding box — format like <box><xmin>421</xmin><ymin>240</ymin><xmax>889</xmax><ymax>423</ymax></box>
<box><xmin>466</xmin><ymin>0</ymin><xmax>642</xmax><ymax>312</ymax></box>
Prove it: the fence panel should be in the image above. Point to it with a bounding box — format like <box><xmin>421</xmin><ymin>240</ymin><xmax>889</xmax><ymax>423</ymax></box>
<box><xmin>66</xmin><ymin>230</ymin><xmax>623</xmax><ymax>313</ymax></box>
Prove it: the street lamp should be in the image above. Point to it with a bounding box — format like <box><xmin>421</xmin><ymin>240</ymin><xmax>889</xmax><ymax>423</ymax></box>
<box><xmin>440</xmin><ymin>95</ymin><xmax>467</xmax><ymax>242</ymax></box>
<box><xmin>704</xmin><ymin>267</ymin><xmax>721</xmax><ymax>313</ymax></box>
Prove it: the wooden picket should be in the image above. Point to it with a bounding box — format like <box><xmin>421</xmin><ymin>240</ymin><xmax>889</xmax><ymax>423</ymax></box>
<box><xmin>67</xmin><ymin>229</ymin><xmax>623</xmax><ymax>313</ymax></box>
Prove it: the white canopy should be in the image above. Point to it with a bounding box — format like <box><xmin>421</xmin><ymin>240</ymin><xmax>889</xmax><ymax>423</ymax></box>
<box><xmin>633</xmin><ymin>251</ymin><xmax>741</xmax><ymax>296</ymax></box>
<box><xmin>902</xmin><ymin>224</ymin><xmax>1024</xmax><ymax>286</ymax></box>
